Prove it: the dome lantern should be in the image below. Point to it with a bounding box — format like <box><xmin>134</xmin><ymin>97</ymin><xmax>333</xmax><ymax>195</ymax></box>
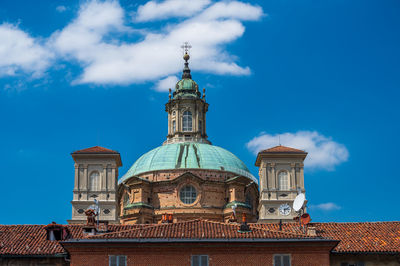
<box><xmin>165</xmin><ymin>43</ymin><xmax>209</xmax><ymax>145</ymax></box>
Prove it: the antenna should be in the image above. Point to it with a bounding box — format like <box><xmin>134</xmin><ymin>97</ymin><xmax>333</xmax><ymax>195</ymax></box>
<box><xmin>278</xmin><ymin>135</ymin><xmax>281</xmax><ymax>146</ymax></box>
<box><xmin>89</xmin><ymin>199</ymin><xmax>100</xmax><ymax>228</ymax></box>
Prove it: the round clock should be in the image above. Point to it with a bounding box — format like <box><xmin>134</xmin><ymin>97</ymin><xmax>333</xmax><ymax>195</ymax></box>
<box><xmin>279</xmin><ymin>203</ymin><xmax>291</xmax><ymax>216</ymax></box>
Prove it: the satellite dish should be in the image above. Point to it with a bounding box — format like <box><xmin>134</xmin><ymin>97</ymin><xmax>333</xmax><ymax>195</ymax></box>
<box><xmin>231</xmin><ymin>203</ymin><xmax>238</xmax><ymax>215</ymax></box>
<box><xmin>293</xmin><ymin>193</ymin><xmax>305</xmax><ymax>212</ymax></box>
<box><xmin>300</xmin><ymin>213</ymin><xmax>311</xmax><ymax>225</ymax></box>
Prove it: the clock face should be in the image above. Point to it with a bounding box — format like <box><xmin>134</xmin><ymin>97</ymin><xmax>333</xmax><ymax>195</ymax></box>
<box><xmin>279</xmin><ymin>203</ymin><xmax>291</xmax><ymax>216</ymax></box>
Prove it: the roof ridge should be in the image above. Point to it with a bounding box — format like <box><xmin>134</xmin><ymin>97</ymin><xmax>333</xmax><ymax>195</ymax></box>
<box><xmin>251</xmin><ymin>224</ymin><xmax>311</xmax><ymax>238</ymax></box>
<box><xmin>313</xmin><ymin>221</ymin><xmax>400</xmax><ymax>224</ymax></box>
<box><xmin>86</xmin><ymin>225</ymin><xmax>146</xmax><ymax>238</ymax></box>
<box><xmin>88</xmin><ymin>220</ymin><xmax>206</xmax><ymax>238</ymax></box>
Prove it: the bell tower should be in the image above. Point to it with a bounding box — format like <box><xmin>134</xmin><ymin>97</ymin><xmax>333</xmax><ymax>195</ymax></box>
<box><xmin>256</xmin><ymin>145</ymin><xmax>307</xmax><ymax>223</ymax></box>
<box><xmin>164</xmin><ymin>42</ymin><xmax>210</xmax><ymax>145</ymax></box>
<box><xmin>68</xmin><ymin>146</ymin><xmax>122</xmax><ymax>224</ymax></box>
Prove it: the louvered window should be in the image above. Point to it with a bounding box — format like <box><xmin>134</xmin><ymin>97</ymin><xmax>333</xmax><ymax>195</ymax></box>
<box><xmin>89</xmin><ymin>171</ymin><xmax>100</xmax><ymax>191</ymax></box>
<box><xmin>278</xmin><ymin>171</ymin><xmax>289</xmax><ymax>190</ymax></box>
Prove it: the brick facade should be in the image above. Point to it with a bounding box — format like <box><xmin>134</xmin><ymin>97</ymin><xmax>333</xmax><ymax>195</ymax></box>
<box><xmin>64</xmin><ymin>242</ymin><xmax>334</xmax><ymax>266</ymax></box>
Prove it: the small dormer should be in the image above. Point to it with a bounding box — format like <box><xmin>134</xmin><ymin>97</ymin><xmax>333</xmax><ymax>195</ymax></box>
<box><xmin>44</xmin><ymin>222</ymin><xmax>68</xmax><ymax>241</ymax></box>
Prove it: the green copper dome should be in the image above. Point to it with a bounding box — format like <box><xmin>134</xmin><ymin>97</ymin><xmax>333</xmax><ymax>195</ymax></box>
<box><xmin>119</xmin><ymin>143</ymin><xmax>257</xmax><ymax>184</ymax></box>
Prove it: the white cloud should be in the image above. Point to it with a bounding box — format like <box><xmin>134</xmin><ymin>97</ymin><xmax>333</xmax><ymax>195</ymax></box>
<box><xmin>154</xmin><ymin>75</ymin><xmax>178</xmax><ymax>91</ymax></box>
<box><xmin>309</xmin><ymin>202</ymin><xmax>341</xmax><ymax>211</ymax></box>
<box><xmin>0</xmin><ymin>23</ymin><xmax>52</xmax><ymax>78</ymax></box>
<box><xmin>49</xmin><ymin>0</ymin><xmax>262</xmax><ymax>86</ymax></box>
<box><xmin>246</xmin><ymin>131</ymin><xmax>349</xmax><ymax>171</ymax></box>
<box><xmin>135</xmin><ymin>0</ymin><xmax>211</xmax><ymax>22</ymax></box>
<box><xmin>194</xmin><ymin>1</ymin><xmax>263</xmax><ymax>22</ymax></box>
<box><xmin>0</xmin><ymin>0</ymin><xmax>263</xmax><ymax>88</ymax></box>
<box><xmin>56</xmin><ymin>5</ymin><xmax>67</xmax><ymax>13</ymax></box>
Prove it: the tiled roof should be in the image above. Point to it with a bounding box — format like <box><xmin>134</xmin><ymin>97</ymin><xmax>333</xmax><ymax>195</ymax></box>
<box><xmin>88</xmin><ymin>219</ymin><xmax>313</xmax><ymax>240</ymax></box>
<box><xmin>72</xmin><ymin>146</ymin><xmax>119</xmax><ymax>154</ymax></box>
<box><xmin>0</xmin><ymin>224</ymin><xmax>136</xmax><ymax>256</ymax></box>
<box><xmin>255</xmin><ymin>222</ymin><xmax>400</xmax><ymax>253</ymax></box>
<box><xmin>314</xmin><ymin>222</ymin><xmax>400</xmax><ymax>253</ymax></box>
<box><xmin>259</xmin><ymin>145</ymin><xmax>306</xmax><ymax>154</ymax></box>
<box><xmin>0</xmin><ymin>225</ymin><xmax>66</xmax><ymax>256</ymax></box>
<box><xmin>1</xmin><ymin>221</ymin><xmax>399</xmax><ymax>256</ymax></box>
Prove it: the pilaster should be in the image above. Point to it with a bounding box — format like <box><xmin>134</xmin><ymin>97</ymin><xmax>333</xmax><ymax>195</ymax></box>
<box><xmin>290</xmin><ymin>163</ymin><xmax>296</xmax><ymax>189</ymax></box>
<box><xmin>74</xmin><ymin>165</ymin><xmax>79</xmax><ymax>190</ymax></box>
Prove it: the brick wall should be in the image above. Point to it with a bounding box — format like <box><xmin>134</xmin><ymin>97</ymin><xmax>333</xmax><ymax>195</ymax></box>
<box><xmin>65</xmin><ymin>241</ymin><xmax>333</xmax><ymax>266</ymax></box>
<box><xmin>0</xmin><ymin>257</ymin><xmax>68</xmax><ymax>266</ymax></box>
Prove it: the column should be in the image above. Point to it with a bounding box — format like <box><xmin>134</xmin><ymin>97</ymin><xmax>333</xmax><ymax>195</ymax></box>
<box><xmin>300</xmin><ymin>163</ymin><xmax>304</xmax><ymax>189</ymax></box>
<box><xmin>290</xmin><ymin>163</ymin><xmax>296</xmax><ymax>190</ymax></box>
<box><xmin>111</xmin><ymin>167</ymin><xmax>116</xmax><ymax>190</ymax></box>
<box><xmin>270</xmin><ymin>163</ymin><xmax>276</xmax><ymax>189</ymax></box>
<box><xmin>74</xmin><ymin>164</ymin><xmax>79</xmax><ymax>190</ymax></box>
<box><xmin>83</xmin><ymin>165</ymin><xmax>88</xmax><ymax>191</ymax></box>
<box><xmin>195</xmin><ymin>103</ymin><xmax>199</xmax><ymax>133</ymax></box>
<box><xmin>102</xmin><ymin>164</ymin><xmax>107</xmax><ymax>190</ymax></box>
<box><xmin>176</xmin><ymin>104</ymin><xmax>180</xmax><ymax>133</ymax></box>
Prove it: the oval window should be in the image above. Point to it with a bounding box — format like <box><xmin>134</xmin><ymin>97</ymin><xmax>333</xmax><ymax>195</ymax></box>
<box><xmin>179</xmin><ymin>185</ymin><xmax>197</xmax><ymax>204</ymax></box>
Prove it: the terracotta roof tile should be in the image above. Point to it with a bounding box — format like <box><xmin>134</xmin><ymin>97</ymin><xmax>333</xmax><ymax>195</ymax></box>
<box><xmin>314</xmin><ymin>222</ymin><xmax>400</xmax><ymax>253</ymax></box>
<box><xmin>0</xmin><ymin>225</ymin><xmax>65</xmax><ymax>256</ymax></box>
<box><xmin>1</xmin><ymin>221</ymin><xmax>399</xmax><ymax>255</ymax></box>
<box><xmin>259</xmin><ymin>145</ymin><xmax>306</xmax><ymax>154</ymax></box>
<box><xmin>0</xmin><ymin>224</ymin><xmax>135</xmax><ymax>256</ymax></box>
<box><xmin>88</xmin><ymin>219</ymin><xmax>312</xmax><ymax>240</ymax></box>
<box><xmin>72</xmin><ymin>146</ymin><xmax>119</xmax><ymax>154</ymax></box>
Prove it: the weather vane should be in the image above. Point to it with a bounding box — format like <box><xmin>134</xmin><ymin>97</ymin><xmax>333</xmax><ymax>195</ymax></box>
<box><xmin>181</xmin><ymin>41</ymin><xmax>192</xmax><ymax>54</ymax></box>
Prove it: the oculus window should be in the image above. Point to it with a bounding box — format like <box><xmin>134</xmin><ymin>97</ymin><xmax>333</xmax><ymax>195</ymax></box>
<box><xmin>183</xmin><ymin>111</ymin><xmax>192</xmax><ymax>132</ymax></box>
<box><xmin>180</xmin><ymin>185</ymin><xmax>197</xmax><ymax>204</ymax></box>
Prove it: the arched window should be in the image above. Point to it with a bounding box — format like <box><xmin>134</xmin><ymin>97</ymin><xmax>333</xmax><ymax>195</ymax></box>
<box><xmin>183</xmin><ymin>111</ymin><xmax>192</xmax><ymax>132</ymax></box>
<box><xmin>89</xmin><ymin>171</ymin><xmax>100</xmax><ymax>191</ymax></box>
<box><xmin>278</xmin><ymin>171</ymin><xmax>289</xmax><ymax>190</ymax></box>
<box><xmin>172</xmin><ymin>120</ymin><xmax>176</xmax><ymax>133</ymax></box>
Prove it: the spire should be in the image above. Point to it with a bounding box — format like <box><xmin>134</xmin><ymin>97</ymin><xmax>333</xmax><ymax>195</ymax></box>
<box><xmin>181</xmin><ymin>42</ymin><xmax>192</xmax><ymax>79</ymax></box>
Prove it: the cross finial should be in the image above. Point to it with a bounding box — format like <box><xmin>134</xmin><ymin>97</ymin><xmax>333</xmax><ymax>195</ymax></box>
<box><xmin>181</xmin><ymin>41</ymin><xmax>192</xmax><ymax>54</ymax></box>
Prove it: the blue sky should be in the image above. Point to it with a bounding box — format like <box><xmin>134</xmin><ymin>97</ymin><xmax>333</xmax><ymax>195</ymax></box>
<box><xmin>0</xmin><ymin>0</ymin><xmax>399</xmax><ymax>224</ymax></box>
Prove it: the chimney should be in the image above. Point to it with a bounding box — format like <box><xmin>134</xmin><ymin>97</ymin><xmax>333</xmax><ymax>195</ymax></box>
<box><xmin>238</xmin><ymin>213</ymin><xmax>251</xmax><ymax>233</ymax></box>
<box><xmin>167</xmin><ymin>214</ymin><xmax>173</xmax><ymax>223</ymax></box>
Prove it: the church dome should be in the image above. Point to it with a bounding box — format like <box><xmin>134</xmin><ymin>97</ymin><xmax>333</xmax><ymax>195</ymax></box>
<box><xmin>119</xmin><ymin>142</ymin><xmax>257</xmax><ymax>184</ymax></box>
